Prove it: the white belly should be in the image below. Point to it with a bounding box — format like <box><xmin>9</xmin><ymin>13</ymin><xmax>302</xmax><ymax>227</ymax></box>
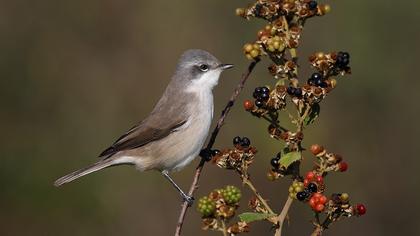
<box><xmin>169</xmin><ymin>89</ymin><xmax>214</xmax><ymax>171</ymax></box>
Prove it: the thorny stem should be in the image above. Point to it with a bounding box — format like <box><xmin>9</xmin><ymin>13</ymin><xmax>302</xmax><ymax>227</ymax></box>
<box><xmin>275</xmin><ymin>99</ymin><xmax>311</xmax><ymax>236</ymax></box>
<box><xmin>174</xmin><ymin>59</ymin><xmax>260</xmax><ymax>236</ymax></box>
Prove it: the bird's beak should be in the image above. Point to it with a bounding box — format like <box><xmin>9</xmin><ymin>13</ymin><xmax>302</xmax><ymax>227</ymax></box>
<box><xmin>217</xmin><ymin>64</ymin><xmax>234</xmax><ymax>70</ymax></box>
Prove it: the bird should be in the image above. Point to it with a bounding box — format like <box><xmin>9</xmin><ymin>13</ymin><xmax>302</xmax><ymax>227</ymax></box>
<box><xmin>54</xmin><ymin>49</ymin><xmax>233</xmax><ymax>205</ymax></box>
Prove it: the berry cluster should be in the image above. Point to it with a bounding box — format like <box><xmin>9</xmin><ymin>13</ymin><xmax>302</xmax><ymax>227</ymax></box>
<box><xmin>293</xmin><ymin>171</ymin><xmax>327</xmax><ymax>212</ymax></box>
<box><xmin>309</xmin><ymin>51</ymin><xmax>351</xmax><ymax>76</ymax></box>
<box><xmin>329</xmin><ymin>193</ymin><xmax>367</xmax><ymax>219</ymax></box>
<box><xmin>243</xmin><ymin>43</ymin><xmax>262</xmax><ymax>60</ymax></box>
<box><xmin>198</xmin><ymin>186</ymin><xmax>249</xmax><ymax>234</ymax></box>
<box><xmin>303</xmin><ymin>171</ymin><xmax>324</xmax><ymax>188</ymax></box>
<box><xmin>233</xmin><ymin>136</ymin><xmax>251</xmax><ymax>148</ymax></box>
<box><xmin>223</xmin><ymin>185</ymin><xmax>242</xmax><ymax>205</ymax></box>
<box><xmin>310</xmin><ymin>144</ymin><xmax>349</xmax><ymax>173</ymax></box>
<box><xmin>286</xmin><ymin>86</ymin><xmax>303</xmax><ymax>98</ymax></box>
<box><xmin>244</xmin><ymin>85</ymin><xmax>288</xmax><ymax>113</ymax></box>
<box><xmin>335</xmin><ymin>51</ymin><xmax>350</xmax><ymax>69</ymax></box>
<box><xmin>212</xmin><ymin>137</ymin><xmax>257</xmax><ymax>171</ymax></box>
<box><xmin>288</xmin><ymin>181</ymin><xmax>304</xmax><ymax>199</ymax></box>
<box><xmin>309</xmin><ymin>193</ymin><xmax>328</xmax><ymax>212</ymax></box>
<box><xmin>307</xmin><ymin>72</ymin><xmax>327</xmax><ymax>88</ymax></box>
<box><xmin>236</xmin><ymin>0</ymin><xmax>331</xmax><ymax>23</ymax></box>
<box><xmin>197</xmin><ymin>186</ymin><xmax>242</xmax><ymax>219</ymax></box>
<box><xmin>197</xmin><ymin>196</ymin><xmax>217</xmax><ymax>217</ymax></box>
<box><xmin>252</xmin><ymin>86</ymin><xmax>270</xmax><ymax>108</ymax></box>
<box><xmin>265</xmin><ymin>35</ymin><xmax>285</xmax><ymax>53</ymax></box>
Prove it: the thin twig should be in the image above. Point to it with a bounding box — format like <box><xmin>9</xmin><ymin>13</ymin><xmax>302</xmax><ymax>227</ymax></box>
<box><xmin>174</xmin><ymin>59</ymin><xmax>260</xmax><ymax>236</ymax></box>
<box><xmin>221</xmin><ymin>220</ymin><xmax>228</xmax><ymax>236</ymax></box>
<box><xmin>242</xmin><ymin>177</ymin><xmax>275</xmax><ymax>215</ymax></box>
<box><xmin>275</xmin><ymin>197</ymin><xmax>294</xmax><ymax>236</ymax></box>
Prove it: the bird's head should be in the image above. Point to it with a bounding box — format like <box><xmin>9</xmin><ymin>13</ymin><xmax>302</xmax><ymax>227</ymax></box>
<box><xmin>175</xmin><ymin>49</ymin><xmax>233</xmax><ymax>91</ymax></box>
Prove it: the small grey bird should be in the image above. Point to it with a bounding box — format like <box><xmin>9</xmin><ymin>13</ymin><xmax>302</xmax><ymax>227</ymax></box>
<box><xmin>54</xmin><ymin>49</ymin><xmax>233</xmax><ymax>204</ymax></box>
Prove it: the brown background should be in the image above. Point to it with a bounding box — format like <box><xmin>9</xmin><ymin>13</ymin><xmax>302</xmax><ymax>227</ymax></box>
<box><xmin>1</xmin><ymin>0</ymin><xmax>419</xmax><ymax>235</ymax></box>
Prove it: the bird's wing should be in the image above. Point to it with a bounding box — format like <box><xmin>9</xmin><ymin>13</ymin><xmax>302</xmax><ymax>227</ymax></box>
<box><xmin>99</xmin><ymin>118</ymin><xmax>187</xmax><ymax>157</ymax></box>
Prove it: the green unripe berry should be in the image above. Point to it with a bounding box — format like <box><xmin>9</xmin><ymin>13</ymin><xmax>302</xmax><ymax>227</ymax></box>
<box><xmin>244</xmin><ymin>43</ymin><xmax>253</xmax><ymax>53</ymax></box>
<box><xmin>273</xmin><ymin>41</ymin><xmax>280</xmax><ymax>50</ymax></box>
<box><xmin>294</xmin><ymin>186</ymin><xmax>303</xmax><ymax>193</ymax></box>
<box><xmin>250</xmin><ymin>49</ymin><xmax>260</xmax><ymax>58</ymax></box>
<box><xmin>289</xmin><ymin>192</ymin><xmax>296</xmax><ymax>199</ymax></box>
<box><xmin>222</xmin><ymin>185</ymin><xmax>242</xmax><ymax>205</ymax></box>
<box><xmin>197</xmin><ymin>196</ymin><xmax>216</xmax><ymax>217</ymax></box>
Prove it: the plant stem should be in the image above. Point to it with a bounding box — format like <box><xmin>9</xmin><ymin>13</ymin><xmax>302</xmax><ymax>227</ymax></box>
<box><xmin>242</xmin><ymin>177</ymin><xmax>275</xmax><ymax>216</ymax></box>
<box><xmin>221</xmin><ymin>220</ymin><xmax>228</xmax><ymax>236</ymax></box>
<box><xmin>275</xmin><ymin>197</ymin><xmax>294</xmax><ymax>236</ymax></box>
<box><xmin>174</xmin><ymin>59</ymin><xmax>260</xmax><ymax>236</ymax></box>
<box><xmin>310</xmin><ymin>225</ymin><xmax>324</xmax><ymax>236</ymax></box>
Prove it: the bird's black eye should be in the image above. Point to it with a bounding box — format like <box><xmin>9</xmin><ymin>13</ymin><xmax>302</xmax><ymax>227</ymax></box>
<box><xmin>199</xmin><ymin>64</ymin><xmax>209</xmax><ymax>72</ymax></box>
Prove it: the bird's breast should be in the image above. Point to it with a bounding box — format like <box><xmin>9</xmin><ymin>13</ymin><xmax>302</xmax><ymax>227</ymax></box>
<box><xmin>164</xmin><ymin>89</ymin><xmax>214</xmax><ymax>171</ymax></box>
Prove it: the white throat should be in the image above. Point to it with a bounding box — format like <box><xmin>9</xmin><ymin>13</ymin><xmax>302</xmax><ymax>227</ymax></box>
<box><xmin>186</xmin><ymin>70</ymin><xmax>222</xmax><ymax>92</ymax></box>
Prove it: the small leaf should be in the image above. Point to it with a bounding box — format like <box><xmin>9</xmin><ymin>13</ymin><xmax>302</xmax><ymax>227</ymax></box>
<box><xmin>238</xmin><ymin>212</ymin><xmax>277</xmax><ymax>223</ymax></box>
<box><xmin>304</xmin><ymin>103</ymin><xmax>321</xmax><ymax>126</ymax></box>
<box><xmin>279</xmin><ymin>151</ymin><xmax>301</xmax><ymax>168</ymax></box>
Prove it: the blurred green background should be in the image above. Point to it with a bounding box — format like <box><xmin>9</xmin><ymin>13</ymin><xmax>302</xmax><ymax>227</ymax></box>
<box><xmin>1</xmin><ymin>0</ymin><xmax>419</xmax><ymax>235</ymax></box>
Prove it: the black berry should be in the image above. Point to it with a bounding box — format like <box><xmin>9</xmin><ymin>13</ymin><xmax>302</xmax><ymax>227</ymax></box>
<box><xmin>261</xmin><ymin>87</ymin><xmax>269</xmax><ymax>94</ymax></box>
<box><xmin>342</xmin><ymin>52</ymin><xmax>350</xmax><ymax>59</ymax></box>
<box><xmin>336</xmin><ymin>51</ymin><xmax>350</xmax><ymax>68</ymax></box>
<box><xmin>241</xmin><ymin>137</ymin><xmax>251</xmax><ymax>147</ymax></box>
<box><xmin>270</xmin><ymin>157</ymin><xmax>280</xmax><ymax>168</ymax></box>
<box><xmin>211</xmin><ymin>149</ymin><xmax>221</xmax><ymax>157</ymax></box>
<box><xmin>287</xmin><ymin>86</ymin><xmax>296</xmax><ymax>95</ymax></box>
<box><xmin>233</xmin><ymin>136</ymin><xmax>242</xmax><ymax>146</ymax></box>
<box><xmin>253</xmin><ymin>87</ymin><xmax>263</xmax><ymax>99</ymax></box>
<box><xmin>296</xmin><ymin>191</ymin><xmax>309</xmax><ymax>201</ymax></box>
<box><xmin>315</xmin><ymin>78</ymin><xmax>327</xmax><ymax>88</ymax></box>
<box><xmin>308</xmin><ymin>1</ymin><xmax>318</xmax><ymax>10</ymax></box>
<box><xmin>307</xmin><ymin>183</ymin><xmax>318</xmax><ymax>193</ymax></box>
<box><xmin>294</xmin><ymin>88</ymin><xmax>302</xmax><ymax>97</ymax></box>
<box><xmin>311</xmin><ymin>72</ymin><xmax>323</xmax><ymax>81</ymax></box>
<box><xmin>260</xmin><ymin>92</ymin><xmax>269</xmax><ymax>101</ymax></box>
<box><xmin>255</xmin><ymin>99</ymin><xmax>264</xmax><ymax>108</ymax></box>
<box><xmin>307</xmin><ymin>78</ymin><xmax>315</xmax><ymax>85</ymax></box>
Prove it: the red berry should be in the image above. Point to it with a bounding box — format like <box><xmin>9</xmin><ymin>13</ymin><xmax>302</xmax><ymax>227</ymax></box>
<box><xmin>310</xmin><ymin>144</ymin><xmax>324</xmax><ymax>155</ymax></box>
<box><xmin>316</xmin><ymin>175</ymin><xmax>323</xmax><ymax>183</ymax></box>
<box><xmin>309</xmin><ymin>197</ymin><xmax>317</xmax><ymax>208</ymax></box>
<box><xmin>315</xmin><ymin>203</ymin><xmax>325</xmax><ymax>212</ymax></box>
<box><xmin>306</xmin><ymin>171</ymin><xmax>315</xmax><ymax>181</ymax></box>
<box><xmin>356</xmin><ymin>204</ymin><xmax>366</xmax><ymax>215</ymax></box>
<box><xmin>319</xmin><ymin>195</ymin><xmax>328</xmax><ymax>204</ymax></box>
<box><xmin>339</xmin><ymin>162</ymin><xmax>348</xmax><ymax>172</ymax></box>
<box><xmin>313</xmin><ymin>193</ymin><xmax>322</xmax><ymax>199</ymax></box>
<box><xmin>303</xmin><ymin>179</ymin><xmax>310</xmax><ymax>187</ymax></box>
<box><xmin>243</xmin><ymin>100</ymin><xmax>254</xmax><ymax>111</ymax></box>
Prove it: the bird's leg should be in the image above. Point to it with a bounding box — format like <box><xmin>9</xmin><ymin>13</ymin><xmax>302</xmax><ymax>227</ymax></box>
<box><xmin>161</xmin><ymin>170</ymin><xmax>194</xmax><ymax>206</ymax></box>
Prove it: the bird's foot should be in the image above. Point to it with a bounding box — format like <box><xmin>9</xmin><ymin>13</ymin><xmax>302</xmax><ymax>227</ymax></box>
<box><xmin>199</xmin><ymin>148</ymin><xmax>220</xmax><ymax>162</ymax></box>
<box><xmin>181</xmin><ymin>194</ymin><xmax>194</xmax><ymax>206</ymax></box>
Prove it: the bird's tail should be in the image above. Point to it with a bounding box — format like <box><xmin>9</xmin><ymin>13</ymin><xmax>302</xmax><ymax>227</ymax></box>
<box><xmin>54</xmin><ymin>159</ymin><xmax>115</xmax><ymax>187</ymax></box>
